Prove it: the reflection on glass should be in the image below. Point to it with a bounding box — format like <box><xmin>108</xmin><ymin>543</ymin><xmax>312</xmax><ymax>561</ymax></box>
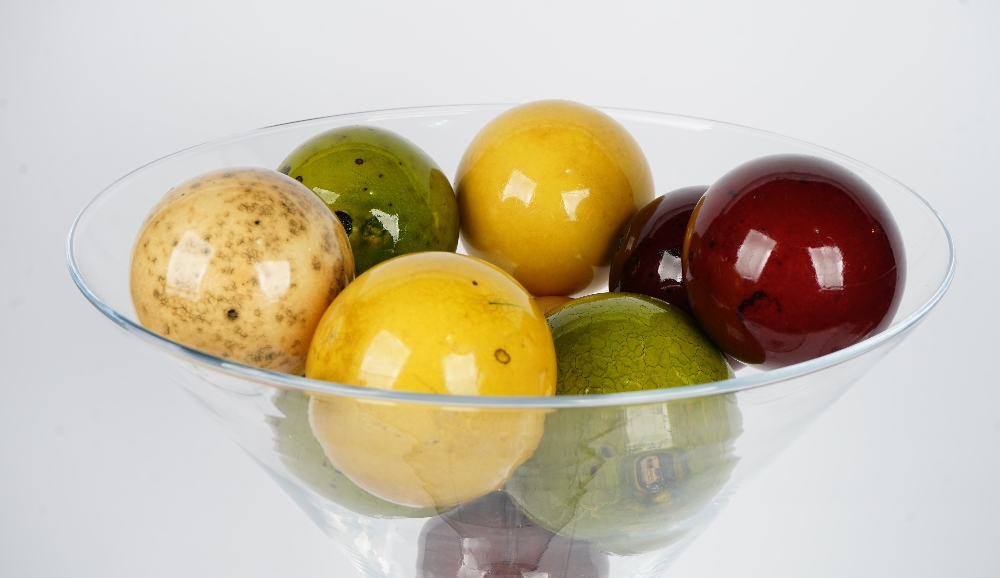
<box><xmin>561</xmin><ymin>188</ymin><xmax>590</xmax><ymax>222</ymax></box>
<box><xmin>808</xmin><ymin>245</ymin><xmax>845</xmax><ymax>290</ymax></box>
<box><xmin>359</xmin><ymin>330</ymin><xmax>411</xmax><ymax>390</ymax></box>
<box><xmin>501</xmin><ymin>169</ymin><xmax>536</xmax><ymax>205</ymax></box>
<box><xmin>506</xmin><ymin>394</ymin><xmax>743</xmax><ymax>556</ymax></box>
<box><xmin>254</xmin><ymin>260</ymin><xmax>291</xmax><ymax>303</ymax></box>
<box><xmin>735</xmin><ymin>229</ymin><xmax>776</xmax><ymax>282</ymax></box>
<box><xmin>417</xmin><ymin>491</ymin><xmax>609</xmax><ymax>578</ymax></box>
<box><xmin>266</xmin><ymin>390</ymin><xmax>439</xmax><ymax>519</ymax></box>
<box><xmin>166</xmin><ymin>230</ymin><xmax>214</xmax><ymax>301</ymax></box>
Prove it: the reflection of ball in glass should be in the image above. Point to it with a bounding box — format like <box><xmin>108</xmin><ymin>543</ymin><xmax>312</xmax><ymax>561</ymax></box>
<box><xmin>505</xmin><ymin>395</ymin><xmax>743</xmax><ymax>556</ymax></box>
<box><xmin>266</xmin><ymin>390</ymin><xmax>439</xmax><ymax>519</ymax></box>
<box><xmin>417</xmin><ymin>491</ymin><xmax>609</xmax><ymax>578</ymax></box>
<box><xmin>279</xmin><ymin>126</ymin><xmax>459</xmax><ymax>275</ymax></box>
<box><xmin>129</xmin><ymin>167</ymin><xmax>353</xmax><ymax>375</ymax></box>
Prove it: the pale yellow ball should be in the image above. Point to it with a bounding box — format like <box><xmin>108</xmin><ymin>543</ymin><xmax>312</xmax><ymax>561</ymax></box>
<box><xmin>130</xmin><ymin>167</ymin><xmax>354</xmax><ymax>375</ymax></box>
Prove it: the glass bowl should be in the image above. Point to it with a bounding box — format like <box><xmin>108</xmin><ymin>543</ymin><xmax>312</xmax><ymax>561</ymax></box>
<box><xmin>67</xmin><ymin>105</ymin><xmax>955</xmax><ymax>578</ymax></box>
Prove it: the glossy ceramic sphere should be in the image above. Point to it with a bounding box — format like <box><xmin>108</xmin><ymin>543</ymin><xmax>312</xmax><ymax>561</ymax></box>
<box><xmin>279</xmin><ymin>125</ymin><xmax>459</xmax><ymax>275</ymax></box>
<box><xmin>267</xmin><ymin>390</ymin><xmax>439</xmax><ymax>518</ymax></box>
<box><xmin>306</xmin><ymin>251</ymin><xmax>556</xmax><ymax>396</ymax></box>
<box><xmin>547</xmin><ymin>293</ymin><xmax>731</xmax><ymax>395</ymax></box>
<box><xmin>417</xmin><ymin>491</ymin><xmax>609</xmax><ymax>578</ymax></box>
<box><xmin>305</xmin><ymin>252</ymin><xmax>556</xmax><ymax>508</ymax></box>
<box><xmin>683</xmin><ymin>154</ymin><xmax>905</xmax><ymax>368</ymax></box>
<box><xmin>455</xmin><ymin>100</ymin><xmax>654</xmax><ymax>296</ymax></box>
<box><xmin>129</xmin><ymin>167</ymin><xmax>354</xmax><ymax>375</ymax></box>
<box><xmin>505</xmin><ymin>395</ymin><xmax>743</xmax><ymax>556</ymax></box>
<box><xmin>609</xmin><ymin>186</ymin><xmax>705</xmax><ymax>316</ymax></box>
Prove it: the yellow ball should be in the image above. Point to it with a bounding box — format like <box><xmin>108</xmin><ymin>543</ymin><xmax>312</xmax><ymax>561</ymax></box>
<box><xmin>129</xmin><ymin>167</ymin><xmax>354</xmax><ymax>375</ymax></box>
<box><xmin>305</xmin><ymin>251</ymin><xmax>556</xmax><ymax>508</ymax></box>
<box><xmin>456</xmin><ymin>100</ymin><xmax>654</xmax><ymax>296</ymax></box>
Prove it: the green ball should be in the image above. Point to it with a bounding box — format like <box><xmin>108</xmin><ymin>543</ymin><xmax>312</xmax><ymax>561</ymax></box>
<box><xmin>267</xmin><ymin>390</ymin><xmax>440</xmax><ymax>519</ymax></box>
<box><xmin>279</xmin><ymin>126</ymin><xmax>459</xmax><ymax>274</ymax></box>
<box><xmin>547</xmin><ymin>293</ymin><xmax>732</xmax><ymax>395</ymax></box>
<box><xmin>505</xmin><ymin>394</ymin><xmax>743</xmax><ymax>555</ymax></box>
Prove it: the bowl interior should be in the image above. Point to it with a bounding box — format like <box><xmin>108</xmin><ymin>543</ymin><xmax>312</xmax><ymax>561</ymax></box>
<box><xmin>67</xmin><ymin>104</ymin><xmax>955</xmax><ymax>407</ymax></box>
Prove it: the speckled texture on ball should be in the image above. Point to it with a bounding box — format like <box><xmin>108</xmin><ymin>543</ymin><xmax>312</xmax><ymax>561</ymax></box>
<box><xmin>279</xmin><ymin>125</ymin><xmax>459</xmax><ymax>275</ymax></box>
<box><xmin>129</xmin><ymin>167</ymin><xmax>354</xmax><ymax>375</ymax></box>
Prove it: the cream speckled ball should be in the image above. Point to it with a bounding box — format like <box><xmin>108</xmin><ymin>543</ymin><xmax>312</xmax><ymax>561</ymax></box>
<box><xmin>130</xmin><ymin>167</ymin><xmax>354</xmax><ymax>375</ymax></box>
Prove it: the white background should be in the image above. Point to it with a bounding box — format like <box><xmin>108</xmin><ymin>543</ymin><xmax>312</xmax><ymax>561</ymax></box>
<box><xmin>1</xmin><ymin>1</ymin><xmax>998</xmax><ymax>576</ymax></box>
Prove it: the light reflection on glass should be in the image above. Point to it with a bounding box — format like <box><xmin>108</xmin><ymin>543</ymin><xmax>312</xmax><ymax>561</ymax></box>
<box><xmin>254</xmin><ymin>260</ymin><xmax>291</xmax><ymax>303</ymax></box>
<box><xmin>808</xmin><ymin>246</ymin><xmax>845</xmax><ymax>290</ymax></box>
<box><xmin>735</xmin><ymin>229</ymin><xmax>776</xmax><ymax>282</ymax></box>
<box><xmin>166</xmin><ymin>230</ymin><xmax>214</xmax><ymax>301</ymax></box>
<box><xmin>501</xmin><ymin>169</ymin><xmax>536</xmax><ymax>205</ymax></box>
<box><xmin>561</xmin><ymin>188</ymin><xmax>590</xmax><ymax>222</ymax></box>
<box><xmin>625</xmin><ymin>404</ymin><xmax>674</xmax><ymax>450</ymax></box>
<box><xmin>359</xmin><ymin>330</ymin><xmax>411</xmax><ymax>390</ymax></box>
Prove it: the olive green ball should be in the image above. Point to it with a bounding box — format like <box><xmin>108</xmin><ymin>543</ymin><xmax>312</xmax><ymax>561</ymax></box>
<box><xmin>279</xmin><ymin>126</ymin><xmax>459</xmax><ymax>274</ymax></box>
<box><xmin>546</xmin><ymin>293</ymin><xmax>731</xmax><ymax>395</ymax></box>
<box><xmin>505</xmin><ymin>394</ymin><xmax>743</xmax><ymax>555</ymax></box>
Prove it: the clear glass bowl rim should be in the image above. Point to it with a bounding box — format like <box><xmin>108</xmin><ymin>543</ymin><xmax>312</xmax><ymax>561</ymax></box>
<box><xmin>66</xmin><ymin>103</ymin><xmax>957</xmax><ymax>409</ymax></box>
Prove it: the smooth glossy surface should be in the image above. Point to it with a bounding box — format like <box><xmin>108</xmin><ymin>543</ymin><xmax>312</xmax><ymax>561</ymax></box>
<box><xmin>306</xmin><ymin>252</ymin><xmax>556</xmax><ymax>397</ymax></box>
<box><xmin>684</xmin><ymin>154</ymin><xmax>905</xmax><ymax>368</ymax></box>
<box><xmin>129</xmin><ymin>167</ymin><xmax>353</xmax><ymax>375</ymax></box>
<box><xmin>610</xmin><ymin>186</ymin><xmax>706</xmax><ymax>316</ymax></box>
<box><xmin>279</xmin><ymin>125</ymin><xmax>459</xmax><ymax>275</ymax></box>
<box><xmin>547</xmin><ymin>293</ymin><xmax>730</xmax><ymax>395</ymax></box>
<box><xmin>305</xmin><ymin>251</ymin><xmax>556</xmax><ymax>508</ymax></box>
<box><xmin>456</xmin><ymin>100</ymin><xmax>654</xmax><ymax>296</ymax></box>
<box><xmin>67</xmin><ymin>105</ymin><xmax>954</xmax><ymax>578</ymax></box>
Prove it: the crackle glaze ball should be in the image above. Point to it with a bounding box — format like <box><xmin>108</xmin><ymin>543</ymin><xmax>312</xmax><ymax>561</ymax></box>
<box><xmin>505</xmin><ymin>394</ymin><xmax>743</xmax><ymax>556</ymax></box>
<box><xmin>129</xmin><ymin>167</ymin><xmax>354</xmax><ymax>375</ymax></box>
<box><xmin>546</xmin><ymin>293</ymin><xmax>731</xmax><ymax>395</ymax></box>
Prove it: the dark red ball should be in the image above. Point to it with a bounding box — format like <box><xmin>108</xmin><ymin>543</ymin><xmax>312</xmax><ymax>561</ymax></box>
<box><xmin>683</xmin><ymin>154</ymin><xmax>904</xmax><ymax>368</ymax></box>
<box><xmin>609</xmin><ymin>186</ymin><xmax>706</xmax><ymax>316</ymax></box>
<box><xmin>417</xmin><ymin>491</ymin><xmax>608</xmax><ymax>578</ymax></box>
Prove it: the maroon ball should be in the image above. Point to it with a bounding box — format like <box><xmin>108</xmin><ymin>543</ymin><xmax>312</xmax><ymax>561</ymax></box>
<box><xmin>417</xmin><ymin>491</ymin><xmax>608</xmax><ymax>578</ymax></box>
<box><xmin>609</xmin><ymin>186</ymin><xmax>706</xmax><ymax>316</ymax></box>
<box><xmin>683</xmin><ymin>154</ymin><xmax>904</xmax><ymax>368</ymax></box>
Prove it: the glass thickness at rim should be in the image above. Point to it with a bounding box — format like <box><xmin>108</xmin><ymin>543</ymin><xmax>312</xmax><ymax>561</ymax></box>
<box><xmin>66</xmin><ymin>103</ymin><xmax>956</xmax><ymax>409</ymax></box>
